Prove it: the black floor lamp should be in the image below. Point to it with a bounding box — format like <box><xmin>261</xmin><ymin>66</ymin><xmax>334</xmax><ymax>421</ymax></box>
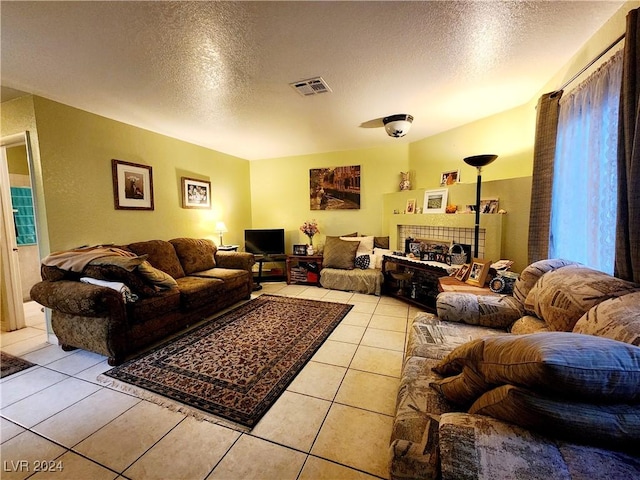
<box><xmin>463</xmin><ymin>154</ymin><xmax>497</xmax><ymax>258</ymax></box>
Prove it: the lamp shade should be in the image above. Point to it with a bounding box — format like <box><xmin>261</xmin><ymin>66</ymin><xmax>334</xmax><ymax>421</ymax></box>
<box><xmin>463</xmin><ymin>154</ymin><xmax>497</xmax><ymax>168</ymax></box>
<box><xmin>215</xmin><ymin>221</ymin><xmax>228</xmax><ymax>233</ymax></box>
<box><xmin>383</xmin><ymin>114</ymin><xmax>413</xmax><ymax>138</ymax></box>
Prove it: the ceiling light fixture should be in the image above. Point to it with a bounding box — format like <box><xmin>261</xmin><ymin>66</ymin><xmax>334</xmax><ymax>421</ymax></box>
<box><xmin>383</xmin><ymin>114</ymin><xmax>413</xmax><ymax>138</ymax></box>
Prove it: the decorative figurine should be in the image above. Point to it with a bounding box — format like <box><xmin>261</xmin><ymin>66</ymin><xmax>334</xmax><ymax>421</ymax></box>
<box><xmin>399</xmin><ymin>172</ymin><xmax>411</xmax><ymax>191</ymax></box>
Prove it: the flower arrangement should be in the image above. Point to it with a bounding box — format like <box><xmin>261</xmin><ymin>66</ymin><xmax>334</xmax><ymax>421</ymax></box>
<box><xmin>300</xmin><ymin>220</ymin><xmax>319</xmax><ymax>244</ymax></box>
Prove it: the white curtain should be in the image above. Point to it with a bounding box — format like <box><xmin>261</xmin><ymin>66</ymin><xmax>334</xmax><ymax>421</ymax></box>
<box><xmin>550</xmin><ymin>49</ymin><xmax>623</xmax><ymax>274</ymax></box>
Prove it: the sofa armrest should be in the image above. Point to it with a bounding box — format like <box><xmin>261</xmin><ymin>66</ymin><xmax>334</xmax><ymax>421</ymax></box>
<box><xmin>30</xmin><ymin>280</ymin><xmax>126</xmax><ymax>320</ymax></box>
<box><xmin>436</xmin><ymin>292</ymin><xmax>524</xmax><ymax>329</ymax></box>
<box><xmin>215</xmin><ymin>251</ymin><xmax>255</xmax><ymax>272</ymax></box>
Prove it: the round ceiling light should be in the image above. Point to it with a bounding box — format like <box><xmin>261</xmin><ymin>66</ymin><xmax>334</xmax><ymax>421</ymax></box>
<box><xmin>383</xmin><ymin>114</ymin><xmax>414</xmax><ymax>138</ymax></box>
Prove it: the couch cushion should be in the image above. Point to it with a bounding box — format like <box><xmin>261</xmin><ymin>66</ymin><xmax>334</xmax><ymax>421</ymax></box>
<box><xmin>524</xmin><ymin>265</ymin><xmax>640</xmax><ymax>331</ymax></box>
<box><xmin>469</xmin><ymin>384</ymin><xmax>640</xmax><ymax>451</ymax></box>
<box><xmin>126</xmin><ymin>289</ymin><xmax>181</xmax><ymax>324</ymax></box>
<box><xmin>323</xmin><ymin>237</ymin><xmax>359</xmax><ymax>269</ymax></box>
<box><xmin>433</xmin><ymin>332</ymin><xmax>640</xmax><ymax>403</ymax></box>
<box><xmin>127</xmin><ymin>240</ymin><xmax>185</xmax><ymax>279</ymax></box>
<box><xmin>82</xmin><ymin>264</ymin><xmax>157</xmax><ymax>298</ymax></box>
<box><xmin>175</xmin><ymin>276</ymin><xmax>225</xmax><ymax>310</ymax></box>
<box><xmin>169</xmin><ymin>238</ymin><xmax>217</xmax><ymax>274</ymax></box>
<box><xmin>573</xmin><ymin>291</ymin><xmax>640</xmax><ymax>346</ymax></box>
<box><xmin>509</xmin><ymin>315</ymin><xmax>549</xmax><ymax>335</ymax></box>
<box><xmin>191</xmin><ymin>268</ymin><xmax>251</xmax><ymax>291</ymax></box>
<box><xmin>436</xmin><ymin>292</ymin><xmax>524</xmax><ymax>329</ymax></box>
<box><xmin>137</xmin><ymin>261</ymin><xmax>178</xmax><ymax>290</ymax></box>
<box><xmin>512</xmin><ymin>258</ymin><xmax>578</xmax><ymax>306</ymax></box>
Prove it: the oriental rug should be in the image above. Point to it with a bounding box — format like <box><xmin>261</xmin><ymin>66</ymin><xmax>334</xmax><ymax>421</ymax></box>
<box><xmin>99</xmin><ymin>294</ymin><xmax>352</xmax><ymax>429</ymax></box>
<box><xmin>1</xmin><ymin>352</ymin><xmax>36</xmax><ymax>379</ymax></box>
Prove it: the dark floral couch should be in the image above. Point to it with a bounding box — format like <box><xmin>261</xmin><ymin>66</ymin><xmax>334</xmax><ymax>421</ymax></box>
<box><xmin>390</xmin><ymin>259</ymin><xmax>640</xmax><ymax>480</ymax></box>
<box><xmin>31</xmin><ymin>238</ymin><xmax>255</xmax><ymax>365</ymax></box>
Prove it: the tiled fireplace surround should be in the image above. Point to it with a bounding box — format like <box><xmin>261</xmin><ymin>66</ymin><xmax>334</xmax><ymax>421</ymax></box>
<box><xmin>398</xmin><ymin>225</ymin><xmax>486</xmax><ymax>258</ymax></box>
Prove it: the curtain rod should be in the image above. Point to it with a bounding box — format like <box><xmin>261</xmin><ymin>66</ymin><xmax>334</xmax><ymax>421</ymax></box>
<box><xmin>551</xmin><ymin>33</ymin><xmax>625</xmax><ymax>97</ymax></box>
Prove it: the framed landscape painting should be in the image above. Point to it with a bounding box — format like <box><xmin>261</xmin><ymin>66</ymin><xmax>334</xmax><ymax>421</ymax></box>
<box><xmin>423</xmin><ymin>188</ymin><xmax>448</xmax><ymax>214</ymax></box>
<box><xmin>181</xmin><ymin>177</ymin><xmax>211</xmax><ymax>209</ymax></box>
<box><xmin>309</xmin><ymin>165</ymin><xmax>360</xmax><ymax>210</ymax></box>
<box><xmin>112</xmin><ymin>159</ymin><xmax>154</xmax><ymax>210</ymax></box>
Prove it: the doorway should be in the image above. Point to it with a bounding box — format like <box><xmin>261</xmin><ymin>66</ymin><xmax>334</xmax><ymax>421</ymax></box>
<box><xmin>1</xmin><ymin>132</ymin><xmax>39</xmax><ymax>331</ymax></box>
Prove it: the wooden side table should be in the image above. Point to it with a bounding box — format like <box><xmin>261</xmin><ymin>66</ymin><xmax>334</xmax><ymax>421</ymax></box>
<box><xmin>438</xmin><ymin>276</ymin><xmax>497</xmax><ymax>295</ymax></box>
<box><xmin>286</xmin><ymin>255</ymin><xmax>323</xmax><ymax>285</ymax></box>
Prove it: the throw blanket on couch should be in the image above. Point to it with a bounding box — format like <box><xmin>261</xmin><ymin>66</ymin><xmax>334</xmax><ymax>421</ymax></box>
<box><xmin>43</xmin><ymin>246</ymin><xmax>137</xmax><ymax>273</ymax></box>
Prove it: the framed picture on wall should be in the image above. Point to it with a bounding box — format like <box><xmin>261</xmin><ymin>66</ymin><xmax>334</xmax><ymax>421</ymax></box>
<box><xmin>423</xmin><ymin>188</ymin><xmax>448</xmax><ymax>214</ymax></box>
<box><xmin>406</xmin><ymin>198</ymin><xmax>416</xmax><ymax>214</ymax></box>
<box><xmin>309</xmin><ymin>165</ymin><xmax>361</xmax><ymax>210</ymax></box>
<box><xmin>181</xmin><ymin>177</ymin><xmax>211</xmax><ymax>209</ymax></box>
<box><xmin>111</xmin><ymin>159</ymin><xmax>154</xmax><ymax>210</ymax></box>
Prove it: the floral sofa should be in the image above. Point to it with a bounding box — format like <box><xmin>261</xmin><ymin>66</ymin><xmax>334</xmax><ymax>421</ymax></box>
<box><xmin>390</xmin><ymin>259</ymin><xmax>640</xmax><ymax>480</ymax></box>
<box><xmin>30</xmin><ymin>238</ymin><xmax>255</xmax><ymax>365</ymax></box>
<box><xmin>319</xmin><ymin>235</ymin><xmax>390</xmax><ymax>295</ymax></box>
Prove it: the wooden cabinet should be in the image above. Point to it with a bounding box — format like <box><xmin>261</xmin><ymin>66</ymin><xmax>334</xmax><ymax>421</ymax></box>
<box><xmin>382</xmin><ymin>255</ymin><xmax>450</xmax><ymax>312</ymax></box>
<box><xmin>286</xmin><ymin>255</ymin><xmax>323</xmax><ymax>285</ymax></box>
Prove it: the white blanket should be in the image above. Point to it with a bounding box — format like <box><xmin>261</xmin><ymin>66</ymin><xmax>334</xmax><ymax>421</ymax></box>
<box><xmin>80</xmin><ymin>277</ymin><xmax>138</xmax><ymax>303</ymax></box>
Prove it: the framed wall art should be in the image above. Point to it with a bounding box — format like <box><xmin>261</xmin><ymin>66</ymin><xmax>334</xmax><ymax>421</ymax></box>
<box><xmin>181</xmin><ymin>177</ymin><xmax>211</xmax><ymax>209</ymax></box>
<box><xmin>406</xmin><ymin>198</ymin><xmax>416</xmax><ymax>214</ymax></box>
<box><xmin>440</xmin><ymin>169</ymin><xmax>460</xmax><ymax>186</ymax></box>
<box><xmin>112</xmin><ymin>159</ymin><xmax>154</xmax><ymax>210</ymax></box>
<box><xmin>309</xmin><ymin>165</ymin><xmax>360</xmax><ymax>210</ymax></box>
<box><xmin>466</xmin><ymin>258</ymin><xmax>491</xmax><ymax>286</ymax></box>
<box><xmin>423</xmin><ymin>188</ymin><xmax>448</xmax><ymax>214</ymax></box>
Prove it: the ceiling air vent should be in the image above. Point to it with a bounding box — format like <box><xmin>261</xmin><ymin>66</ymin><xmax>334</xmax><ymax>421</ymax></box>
<box><xmin>290</xmin><ymin>77</ymin><xmax>332</xmax><ymax>97</ymax></box>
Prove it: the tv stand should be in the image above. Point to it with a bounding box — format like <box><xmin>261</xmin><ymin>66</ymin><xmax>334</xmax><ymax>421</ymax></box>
<box><xmin>253</xmin><ymin>254</ymin><xmax>287</xmax><ymax>290</ymax></box>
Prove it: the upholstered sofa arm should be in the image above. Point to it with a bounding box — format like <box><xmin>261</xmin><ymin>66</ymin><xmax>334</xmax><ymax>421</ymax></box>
<box><xmin>30</xmin><ymin>280</ymin><xmax>126</xmax><ymax>319</ymax></box>
<box><xmin>215</xmin><ymin>251</ymin><xmax>255</xmax><ymax>272</ymax></box>
<box><xmin>436</xmin><ymin>292</ymin><xmax>524</xmax><ymax>329</ymax></box>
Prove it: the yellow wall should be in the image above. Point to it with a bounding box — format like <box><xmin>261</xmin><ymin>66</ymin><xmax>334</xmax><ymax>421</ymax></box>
<box><xmin>250</xmin><ymin>144</ymin><xmax>409</xmax><ymax>250</ymax></box>
<box><xmin>2</xmin><ymin>96</ymin><xmax>252</xmax><ymax>252</ymax></box>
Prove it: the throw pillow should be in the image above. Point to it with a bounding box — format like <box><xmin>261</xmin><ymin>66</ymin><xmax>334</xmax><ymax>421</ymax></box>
<box><xmin>83</xmin><ymin>264</ymin><xmax>157</xmax><ymax>298</ymax></box>
<box><xmin>430</xmin><ymin>365</ymin><xmax>492</xmax><ymax>406</ymax></box>
<box><xmin>88</xmin><ymin>254</ymin><xmax>148</xmax><ymax>272</ymax></box>
<box><xmin>127</xmin><ymin>240</ymin><xmax>186</xmax><ymax>279</ymax></box>
<box><xmin>524</xmin><ymin>265</ymin><xmax>640</xmax><ymax>331</ymax></box>
<box><xmin>340</xmin><ymin>235</ymin><xmax>374</xmax><ymax>256</ymax></box>
<box><xmin>137</xmin><ymin>260</ymin><xmax>179</xmax><ymax>289</ymax></box>
<box><xmin>469</xmin><ymin>384</ymin><xmax>640</xmax><ymax>451</ymax></box>
<box><xmin>169</xmin><ymin>238</ymin><xmax>216</xmax><ymax>274</ymax></box>
<box><xmin>323</xmin><ymin>237</ymin><xmax>360</xmax><ymax>270</ymax></box>
<box><xmin>374</xmin><ymin>236</ymin><xmax>390</xmax><ymax>249</ymax></box>
<box><xmin>573</xmin><ymin>291</ymin><xmax>640</xmax><ymax>346</ymax></box>
<box><xmin>354</xmin><ymin>255</ymin><xmax>370</xmax><ymax>270</ymax></box>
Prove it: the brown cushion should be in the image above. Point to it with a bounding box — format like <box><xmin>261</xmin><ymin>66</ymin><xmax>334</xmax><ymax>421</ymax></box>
<box><xmin>512</xmin><ymin>258</ymin><xmax>578</xmax><ymax>305</ymax></box>
<box><xmin>82</xmin><ymin>264</ymin><xmax>157</xmax><ymax>298</ymax></box>
<box><xmin>573</xmin><ymin>292</ymin><xmax>640</xmax><ymax>346</ymax></box>
<box><xmin>127</xmin><ymin>240</ymin><xmax>185</xmax><ymax>279</ymax></box>
<box><xmin>175</xmin><ymin>276</ymin><xmax>225</xmax><ymax>310</ymax></box>
<box><xmin>524</xmin><ymin>265</ymin><xmax>640</xmax><ymax>331</ymax></box>
<box><xmin>469</xmin><ymin>384</ymin><xmax>640</xmax><ymax>451</ymax></box>
<box><xmin>323</xmin><ymin>237</ymin><xmax>359</xmax><ymax>270</ymax></box>
<box><xmin>169</xmin><ymin>238</ymin><xmax>217</xmax><ymax>274</ymax></box>
<box><xmin>374</xmin><ymin>236</ymin><xmax>390</xmax><ymax>249</ymax></box>
<box><xmin>137</xmin><ymin>261</ymin><xmax>178</xmax><ymax>289</ymax></box>
<box><xmin>433</xmin><ymin>332</ymin><xmax>640</xmax><ymax>404</ymax></box>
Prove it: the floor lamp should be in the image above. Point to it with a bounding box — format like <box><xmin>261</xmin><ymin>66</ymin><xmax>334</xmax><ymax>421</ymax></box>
<box><xmin>463</xmin><ymin>154</ymin><xmax>497</xmax><ymax>258</ymax></box>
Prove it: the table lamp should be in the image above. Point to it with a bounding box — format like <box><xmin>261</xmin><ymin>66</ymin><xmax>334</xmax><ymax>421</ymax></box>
<box><xmin>215</xmin><ymin>221</ymin><xmax>228</xmax><ymax>247</ymax></box>
<box><xmin>463</xmin><ymin>154</ymin><xmax>497</xmax><ymax>258</ymax></box>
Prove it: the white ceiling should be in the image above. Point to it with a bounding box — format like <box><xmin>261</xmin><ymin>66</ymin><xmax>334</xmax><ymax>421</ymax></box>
<box><xmin>0</xmin><ymin>1</ymin><xmax>625</xmax><ymax>160</ymax></box>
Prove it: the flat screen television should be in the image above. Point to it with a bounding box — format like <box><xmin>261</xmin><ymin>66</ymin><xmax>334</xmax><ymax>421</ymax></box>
<box><xmin>244</xmin><ymin>228</ymin><xmax>285</xmax><ymax>255</ymax></box>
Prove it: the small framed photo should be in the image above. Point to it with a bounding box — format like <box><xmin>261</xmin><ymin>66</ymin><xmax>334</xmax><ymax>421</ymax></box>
<box><xmin>454</xmin><ymin>263</ymin><xmax>470</xmax><ymax>281</ymax></box>
<box><xmin>423</xmin><ymin>188</ymin><xmax>448</xmax><ymax>214</ymax></box>
<box><xmin>466</xmin><ymin>258</ymin><xmax>492</xmax><ymax>286</ymax></box>
<box><xmin>181</xmin><ymin>177</ymin><xmax>211</xmax><ymax>209</ymax></box>
<box><xmin>440</xmin><ymin>169</ymin><xmax>460</xmax><ymax>186</ymax></box>
<box><xmin>293</xmin><ymin>244</ymin><xmax>307</xmax><ymax>255</ymax></box>
<box><xmin>112</xmin><ymin>159</ymin><xmax>154</xmax><ymax>210</ymax></box>
<box><xmin>406</xmin><ymin>198</ymin><xmax>416</xmax><ymax>214</ymax></box>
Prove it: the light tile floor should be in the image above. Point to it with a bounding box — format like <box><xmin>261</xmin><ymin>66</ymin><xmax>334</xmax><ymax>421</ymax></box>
<box><xmin>1</xmin><ymin>284</ymin><xmax>425</xmax><ymax>480</ymax></box>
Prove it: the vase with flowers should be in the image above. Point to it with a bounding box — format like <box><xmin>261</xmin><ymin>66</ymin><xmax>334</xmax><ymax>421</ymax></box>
<box><xmin>300</xmin><ymin>220</ymin><xmax>319</xmax><ymax>254</ymax></box>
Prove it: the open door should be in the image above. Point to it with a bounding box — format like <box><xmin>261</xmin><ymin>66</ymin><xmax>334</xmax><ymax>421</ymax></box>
<box><xmin>0</xmin><ymin>134</ymin><xmax>28</xmax><ymax>331</ymax></box>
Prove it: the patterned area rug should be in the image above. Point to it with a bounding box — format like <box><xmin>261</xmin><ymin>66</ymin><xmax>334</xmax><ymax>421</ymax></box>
<box><xmin>1</xmin><ymin>351</ymin><xmax>36</xmax><ymax>378</ymax></box>
<box><xmin>100</xmin><ymin>294</ymin><xmax>352</xmax><ymax>429</ymax></box>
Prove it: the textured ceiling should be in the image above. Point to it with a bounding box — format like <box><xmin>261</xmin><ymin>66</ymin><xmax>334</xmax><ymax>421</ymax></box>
<box><xmin>0</xmin><ymin>1</ymin><xmax>625</xmax><ymax>160</ymax></box>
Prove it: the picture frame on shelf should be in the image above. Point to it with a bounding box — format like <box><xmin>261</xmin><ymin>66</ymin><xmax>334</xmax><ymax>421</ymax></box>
<box><xmin>440</xmin><ymin>169</ymin><xmax>460</xmax><ymax>186</ymax></box>
<box><xmin>293</xmin><ymin>244</ymin><xmax>307</xmax><ymax>255</ymax></box>
<box><xmin>423</xmin><ymin>188</ymin><xmax>448</xmax><ymax>214</ymax></box>
<box><xmin>406</xmin><ymin>198</ymin><xmax>416</xmax><ymax>214</ymax></box>
<box><xmin>181</xmin><ymin>177</ymin><xmax>211</xmax><ymax>209</ymax></box>
<box><xmin>111</xmin><ymin>159</ymin><xmax>154</xmax><ymax>210</ymax></box>
<box><xmin>454</xmin><ymin>263</ymin><xmax>470</xmax><ymax>281</ymax></box>
<box><xmin>466</xmin><ymin>258</ymin><xmax>492</xmax><ymax>286</ymax></box>
<box><xmin>465</xmin><ymin>198</ymin><xmax>499</xmax><ymax>214</ymax></box>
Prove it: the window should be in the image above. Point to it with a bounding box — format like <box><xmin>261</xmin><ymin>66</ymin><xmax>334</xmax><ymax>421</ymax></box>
<box><xmin>549</xmin><ymin>50</ymin><xmax>622</xmax><ymax>274</ymax></box>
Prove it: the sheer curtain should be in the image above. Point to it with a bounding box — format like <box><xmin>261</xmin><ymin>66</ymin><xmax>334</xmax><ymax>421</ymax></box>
<box><xmin>549</xmin><ymin>49</ymin><xmax>623</xmax><ymax>274</ymax></box>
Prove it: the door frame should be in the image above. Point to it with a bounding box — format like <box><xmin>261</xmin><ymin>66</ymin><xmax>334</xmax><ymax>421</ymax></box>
<box><xmin>0</xmin><ymin>132</ymin><xmax>34</xmax><ymax>331</ymax></box>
